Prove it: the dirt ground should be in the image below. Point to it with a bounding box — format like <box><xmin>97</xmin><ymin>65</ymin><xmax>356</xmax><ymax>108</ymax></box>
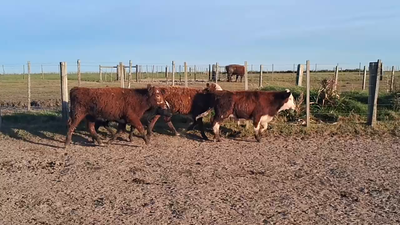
<box><xmin>0</xmin><ymin>132</ymin><xmax>399</xmax><ymax>224</ymax></box>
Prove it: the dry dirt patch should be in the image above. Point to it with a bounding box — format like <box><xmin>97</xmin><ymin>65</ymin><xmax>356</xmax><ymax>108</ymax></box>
<box><xmin>0</xmin><ymin>134</ymin><xmax>399</xmax><ymax>224</ymax></box>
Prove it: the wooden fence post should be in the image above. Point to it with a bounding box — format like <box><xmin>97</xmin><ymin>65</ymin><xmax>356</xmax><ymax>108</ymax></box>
<box><xmin>215</xmin><ymin>62</ymin><xmax>219</xmax><ymax>84</ymax></box>
<box><xmin>119</xmin><ymin>62</ymin><xmax>124</xmax><ymax>88</ymax></box>
<box><xmin>292</xmin><ymin>64</ymin><xmax>295</xmax><ymax>76</ymax></box>
<box><xmin>367</xmin><ymin>60</ymin><xmax>381</xmax><ymax>126</ymax></box>
<box><xmin>128</xmin><ymin>60</ymin><xmax>132</xmax><ymax>88</ymax></box>
<box><xmin>362</xmin><ymin>66</ymin><xmax>367</xmax><ymax>90</ymax></box>
<box><xmin>306</xmin><ymin>60</ymin><xmax>311</xmax><ymax>128</ymax></box>
<box><xmin>172</xmin><ymin>61</ymin><xmax>175</xmax><ymax>86</ymax></box>
<box><xmin>27</xmin><ymin>61</ymin><xmax>31</xmax><ymax>111</ymax></box>
<box><xmin>184</xmin><ymin>62</ymin><xmax>188</xmax><ymax>87</ymax></box>
<box><xmin>41</xmin><ymin>64</ymin><xmax>44</xmax><ymax>79</ymax></box>
<box><xmin>390</xmin><ymin>66</ymin><xmax>395</xmax><ymax>93</ymax></box>
<box><xmin>296</xmin><ymin>64</ymin><xmax>303</xmax><ymax>86</ymax></box>
<box><xmin>193</xmin><ymin>65</ymin><xmax>197</xmax><ymax>82</ymax></box>
<box><xmin>179</xmin><ymin>65</ymin><xmax>182</xmax><ymax>82</ymax></box>
<box><xmin>99</xmin><ymin>65</ymin><xmax>102</xmax><ymax>83</ymax></box>
<box><xmin>334</xmin><ymin>64</ymin><xmax>339</xmax><ymax>91</ymax></box>
<box><xmin>244</xmin><ymin>61</ymin><xmax>248</xmax><ymax>90</ymax></box>
<box><xmin>60</xmin><ymin>62</ymin><xmax>69</xmax><ymax>123</ymax></box>
<box><xmin>77</xmin><ymin>59</ymin><xmax>81</xmax><ymax>86</ymax></box>
<box><xmin>139</xmin><ymin>65</ymin><xmax>142</xmax><ymax>82</ymax></box>
<box><xmin>208</xmin><ymin>64</ymin><xmax>211</xmax><ymax>81</ymax></box>
<box><xmin>259</xmin><ymin>64</ymin><xmax>263</xmax><ymax>88</ymax></box>
<box><xmin>272</xmin><ymin>63</ymin><xmax>274</xmax><ymax>75</ymax></box>
<box><xmin>165</xmin><ymin>66</ymin><xmax>168</xmax><ymax>84</ymax></box>
<box><xmin>189</xmin><ymin>67</ymin><xmax>192</xmax><ymax>81</ymax></box>
<box><xmin>135</xmin><ymin>65</ymin><xmax>139</xmax><ymax>82</ymax></box>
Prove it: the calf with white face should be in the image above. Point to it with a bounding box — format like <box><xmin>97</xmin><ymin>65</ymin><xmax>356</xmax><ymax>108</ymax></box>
<box><xmin>206</xmin><ymin>89</ymin><xmax>296</xmax><ymax>142</ymax></box>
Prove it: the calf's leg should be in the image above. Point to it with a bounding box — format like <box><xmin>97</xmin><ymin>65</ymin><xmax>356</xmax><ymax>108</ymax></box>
<box><xmin>65</xmin><ymin>114</ymin><xmax>86</xmax><ymax>147</ymax></box>
<box><xmin>212</xmin><ymin>118</ymin><xmax>223</xmax><ymax>142</ymax></box>
<box><xmin>87</xmin><ymin>120</ymin><xmax>103</xmax><ymax>146</ymax></box>
<box><xmin>126</xmin><ymin>114</ymin><xmax>149</xmax><ymax>145</ymax></box>
<box><xmin>108</xmin><ymin>122</ymin><xmax>127</xmax><ymax>144</ymax></box>
<box><xmin>253</xmin><ymin>115</ymin><xmax>262</xmax><ymax>142</ymax></box>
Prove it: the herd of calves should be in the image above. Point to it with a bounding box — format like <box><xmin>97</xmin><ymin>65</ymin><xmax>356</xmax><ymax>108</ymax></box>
<box><xmin>65</xmin><ymin>83</ymin><xmax>296</xmax><ymax>148</ymax></box>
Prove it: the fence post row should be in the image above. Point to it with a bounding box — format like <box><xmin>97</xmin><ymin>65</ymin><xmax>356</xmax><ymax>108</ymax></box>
<box><xmin>390</xmin><ymin>66</ymin><xmax>395</xmax><ymax>92</ymax></box>
<box><xmin>27</xmin><ymin>61</ymin><xmax>31</xmax><ymax>111</ymax></box>
<box><xmin>215</xmin><ymin>62</ymin><xmax>219</xmax><ymax>84</ymax></box>
<box><xmin>244</xmin><ymin>61</ymin><xmax>248</xmax><ymax>90</ymax></box>
<box><xmin>296</xmin><ymin>64</ymin><xmax>303</xmax><ymax>86</ymax></box>
<box><xmin>208</xmin><ymin>64</ymin><xmax>211</xmax><ymax>81</ymax></box>
<box><xmin>99</xmin><ymin>65</ymin><xmax>102</xmax><ymax>83</ymax></box>
<box><xmin>60</xmin><ymin>62</ymin><xmax>69</xmax><ymax>123</ymax></box>
<box><xmin>367</xmin><ymin>59</ymin><xmax>381</xmax><ymax>126</ymax></box>
<box><xmin>306</xmin><ymin>60</ymin><xmax>311</xmax><ymax>128</ymax></box>
<box><xmin>77</xmin><ymin>59</ymin><xmax>81</xmax><ymax>86</ymax></box>
<box><xmin>172</xmin><ymin>61</ymin><xmax>175</xmax><ymax>86</ymax></box>
<box><xmin>184</xmin><ymin>62</ymin><xmax>188</xmax><ymax>87</ymax></box>
<box><xmin>259</xmin><ymin>64</ymin><xmax>263</xmax><ymax>88</ymax></box>
<box><xmin>119</xmin><ymin>62</ymin><xmax>124</xmax><ymax>88</ymax></box>
<box><xmin>362</xmin><ymin>66</ymin><xmax>367</xmax><ymax>90</ymax></box>
<box><xmin>41</xmin><ymin>64</ymin><xmax>44</xmax><ymax>79</ymax></box>
<box><xmin>128</xmin><ymin>60</ymin><xmax>132</xmax><ymax>88</ymax></box>
<box><xmin>333</xmin><ymin>64</ymin><xmax>339</xmax><ymax>91</ymax></box>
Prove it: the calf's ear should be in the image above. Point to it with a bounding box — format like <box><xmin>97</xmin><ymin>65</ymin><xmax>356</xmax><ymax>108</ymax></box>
<box><xmin>282</xmin><ymin>90</ymin><xmax>291</xmax><ymax>99</ymax></box>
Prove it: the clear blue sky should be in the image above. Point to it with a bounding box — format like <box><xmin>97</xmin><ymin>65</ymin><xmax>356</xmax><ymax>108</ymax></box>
<box><xmin>1</xmin><ymin>0</ymin><xmax>399</xmax><ymax>72</ymax></box>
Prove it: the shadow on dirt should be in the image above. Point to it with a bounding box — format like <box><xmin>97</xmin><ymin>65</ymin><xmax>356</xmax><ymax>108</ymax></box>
<box><xmin>0</xmin><ymin>110</ymin><xmax>242</xmax><ymax>146</ymax></box>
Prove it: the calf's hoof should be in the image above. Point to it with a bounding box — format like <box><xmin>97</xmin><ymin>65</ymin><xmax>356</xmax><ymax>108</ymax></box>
<box><xmin>143</xmin><ymin>136</ymin><xmax>150</xmax><ymax>145</ymax></box>
<box><xmin>255</xmin><ymin>134</ymin><xmax>261</xmax><ymax>142</ymax></box>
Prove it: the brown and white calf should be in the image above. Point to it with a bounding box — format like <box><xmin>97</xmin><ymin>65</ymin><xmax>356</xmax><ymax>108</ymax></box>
<box><xmin>198</xmin><ymin>89</ymin><xmax>296</xmax><ymax>142</ymax></box>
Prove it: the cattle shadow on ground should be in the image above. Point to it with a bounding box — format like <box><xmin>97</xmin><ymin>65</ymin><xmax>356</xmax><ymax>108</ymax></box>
<box><xmin>0</xmin><ymin>111</ymin><xmax>100</xmax><ymax>148</ymax></box>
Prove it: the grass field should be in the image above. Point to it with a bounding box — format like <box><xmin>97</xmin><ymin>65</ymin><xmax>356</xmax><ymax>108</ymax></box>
<box><xmin>1</xmin><ymin>70</ymin><xmax>399</xmax><ymax>104</ymax></box>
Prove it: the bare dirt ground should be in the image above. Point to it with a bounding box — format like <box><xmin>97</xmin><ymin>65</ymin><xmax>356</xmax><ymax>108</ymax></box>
<box><xmin>0</xmin><ymin>132</ymin><xmax>399</xmax><ymax>225</ymax></box>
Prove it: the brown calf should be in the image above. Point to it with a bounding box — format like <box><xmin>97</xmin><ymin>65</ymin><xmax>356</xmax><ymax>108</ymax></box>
<box><xmin>225</xmin><ymin>64</ymin><xmax>245</xmax><ymax>82</ymax></box>
<box><xmin>65</xmin><ymin>85</ymin><xmax>171</xmax><ymax>147</ymax></box>
<box><xmin>198</xmin><ymin>89</ymin><xmax>296</xmax><ymax>142</ymax></box>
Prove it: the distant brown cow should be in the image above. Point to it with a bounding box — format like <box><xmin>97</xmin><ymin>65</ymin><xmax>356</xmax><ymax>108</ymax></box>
<box><xmin>197</xmin><ymin>88</ymin><xmax>296</xmax><ymax>142</ymax></box>
<box><xmin>65</xmin><ymin>85</ymin><xmax>171</xmax><ymax>147</ymax></box>
<box><xmin>225</xmin><ymin>64</ymin><xmax>245</xmax><ymax>82</ymax></box>
<box><xmin>96</xmin><ymin>83</ymin><xmax>223</xmax><ymax>140</ymax></box>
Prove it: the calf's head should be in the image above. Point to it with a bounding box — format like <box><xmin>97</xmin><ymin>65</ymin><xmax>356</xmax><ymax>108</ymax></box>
<box><xmin>147</xmin><ymin>84</ymin><xmax>173</xmax><ymax>117</ymax></box>
<box><xmin>277</xmin><ymin>89</ymin><xmax>296</xmax><ymax>112</ymax></box>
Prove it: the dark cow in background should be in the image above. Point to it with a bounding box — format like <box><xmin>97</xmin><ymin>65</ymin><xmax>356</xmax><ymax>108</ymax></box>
<box><xmin>197</xmin><ymin>88</ymin><xmax>296</xmax><ymax>142</ymax></box>
<box><xmin>225</xmin><ymin>64</ymin><xmax>245</xmax><ymax>82</ymax></box>
<box><xmin>65</xmin><ymin>85</ymin><xmax>171</xmax><ymax>147</ymax></box>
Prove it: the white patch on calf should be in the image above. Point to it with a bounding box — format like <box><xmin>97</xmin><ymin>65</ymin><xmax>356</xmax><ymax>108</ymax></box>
<box><xmin>254</xmin><ymin>121</ymin><xmax>261</xmax><ymax>134</ymax></box>
<box><xmin>195</xmin><ymin>109</ymin><xmax>211</xmax><ymax>120</ymax></box>
<box><xmin>278</xmin><ymin>93</ymin><xmax>296</xmax><ymax>112</ymax></box>
<box><xmin>213</xmin><ymin>122</ymin><xmax>220</xmax><ymax>134</ymax></box>
<box><xmin>165</xmin><ymin>100</ymin><xmax>171</xmax><ymax>109</ymax></box>
<box><xmin>260</xmin><ymin>114</ymin><xmax>273</xmax><ymax>132</ymax></box>
<box><xmin>214</xmin><ymin>83</ymin><xmax>223</xmax><ymax>91</ymax></box>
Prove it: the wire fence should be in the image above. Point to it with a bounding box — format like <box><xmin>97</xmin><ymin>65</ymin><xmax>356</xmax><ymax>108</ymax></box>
<box><xmin>0</xmin><ymin>60</ymin><xmax>399</xmax><ymax>126</ymax></box>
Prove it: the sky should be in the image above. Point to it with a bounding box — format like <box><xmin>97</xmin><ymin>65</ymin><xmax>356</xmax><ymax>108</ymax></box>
<box><xmin>1</xmin><ymin>0</ymin><xmax>400</xmax><ymax>72</ymax></box>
